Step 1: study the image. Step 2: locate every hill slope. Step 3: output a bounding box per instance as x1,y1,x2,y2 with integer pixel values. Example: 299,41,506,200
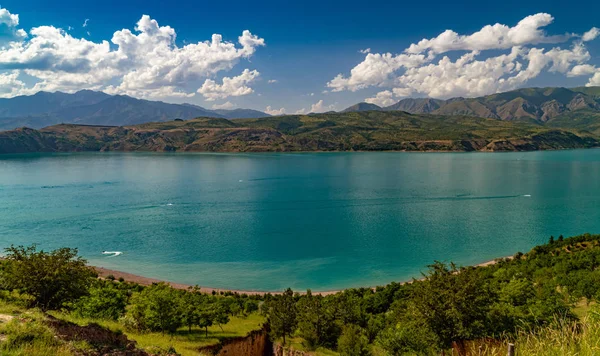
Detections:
1,111,596,153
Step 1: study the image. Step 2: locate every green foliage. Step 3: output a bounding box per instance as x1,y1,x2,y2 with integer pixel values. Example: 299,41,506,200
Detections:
243,299,259,314
0,244,96,310
72,282,128,320
128,282,183,334
337,324,370,356
296,290,339,349
265,288,297,344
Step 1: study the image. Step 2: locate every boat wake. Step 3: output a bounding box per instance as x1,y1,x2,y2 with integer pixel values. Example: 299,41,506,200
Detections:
523,194,532,197
102,251,123,257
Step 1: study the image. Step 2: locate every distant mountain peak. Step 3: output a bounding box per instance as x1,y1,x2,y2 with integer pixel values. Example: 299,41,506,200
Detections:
341,102,382,113
0,90,270,131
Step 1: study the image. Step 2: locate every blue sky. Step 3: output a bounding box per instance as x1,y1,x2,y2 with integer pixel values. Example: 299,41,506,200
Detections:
0,0,599,113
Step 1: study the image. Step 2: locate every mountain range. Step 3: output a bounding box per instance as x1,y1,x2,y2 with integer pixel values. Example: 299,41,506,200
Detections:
343,87,600,125
0,90,270,131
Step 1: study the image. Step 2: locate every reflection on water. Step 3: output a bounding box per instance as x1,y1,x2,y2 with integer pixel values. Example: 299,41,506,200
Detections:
0,150,599,291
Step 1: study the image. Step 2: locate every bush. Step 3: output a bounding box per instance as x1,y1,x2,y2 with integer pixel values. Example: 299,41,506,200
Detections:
0,245,96,310
73,283,128,320
127,283,183,334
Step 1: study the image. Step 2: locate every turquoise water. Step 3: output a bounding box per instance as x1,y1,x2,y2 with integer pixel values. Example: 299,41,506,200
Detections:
1,151,599,291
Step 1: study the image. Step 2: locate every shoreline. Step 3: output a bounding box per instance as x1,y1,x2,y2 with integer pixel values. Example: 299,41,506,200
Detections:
93,256,513,296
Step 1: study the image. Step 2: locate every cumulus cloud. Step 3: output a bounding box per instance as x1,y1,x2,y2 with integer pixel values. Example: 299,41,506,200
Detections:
582,27,599,42
0,70,26,97
588,72,600,86
198,69,259,101
365,90,395,107
265,106,286,115
406,13,569,55
0,7,27,45
309,100,335,113
568,64,596,77
212,101,235,110
359,48,371,54
328,13,599,99
0,9,265,99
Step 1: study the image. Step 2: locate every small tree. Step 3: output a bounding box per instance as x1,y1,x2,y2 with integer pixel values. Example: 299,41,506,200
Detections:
128,283,182,334
181,287,204,332
213,302,230,332
0,245,96,310
266,288,297,344
337,324,370,356
73,282,128,320
197,304,214,337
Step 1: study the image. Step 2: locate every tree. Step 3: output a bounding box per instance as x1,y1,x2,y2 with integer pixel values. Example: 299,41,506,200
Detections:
181,287,204,332
0,245,96,310
73,282,128,320
213,303,230,332
266,288,297,344
128,283,182,334
407,262,492,351
243,299,259,314
549,235,555,244
337,324,370,356
197,304,214,337
296,290,338,349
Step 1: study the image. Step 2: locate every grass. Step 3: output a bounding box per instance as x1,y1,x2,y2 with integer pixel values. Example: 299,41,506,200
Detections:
0,309,72,356
0,297,265,356
52,311,266,356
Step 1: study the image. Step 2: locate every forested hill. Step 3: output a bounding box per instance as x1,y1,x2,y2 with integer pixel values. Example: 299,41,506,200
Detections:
0,111,598,154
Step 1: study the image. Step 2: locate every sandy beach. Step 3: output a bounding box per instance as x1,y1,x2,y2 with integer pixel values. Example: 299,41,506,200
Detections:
93,256,513,296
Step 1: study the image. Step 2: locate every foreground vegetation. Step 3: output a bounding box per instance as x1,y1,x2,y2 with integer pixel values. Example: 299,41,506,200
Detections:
1,233,600,355
262,233,600,355
1,110,598,154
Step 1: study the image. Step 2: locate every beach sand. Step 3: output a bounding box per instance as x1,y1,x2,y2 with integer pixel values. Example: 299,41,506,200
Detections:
93,256,512,296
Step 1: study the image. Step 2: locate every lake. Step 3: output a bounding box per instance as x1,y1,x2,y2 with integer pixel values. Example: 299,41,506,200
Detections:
1,151,599,291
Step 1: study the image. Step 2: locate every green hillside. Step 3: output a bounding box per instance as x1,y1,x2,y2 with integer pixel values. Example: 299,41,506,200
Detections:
1,111,598,154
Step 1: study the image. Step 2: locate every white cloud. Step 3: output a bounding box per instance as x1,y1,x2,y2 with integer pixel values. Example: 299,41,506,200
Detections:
392,87,413,97
212,101,235,110
265,106,286,115
198,69,259,101
309,100,335,113
582,27,599,42
294,108,306,115
0,70,26,97
587,71,600,86
406,13,568,55
365,90,395,107
0,6,27,45
82,19,89,28
568,64,596,77
267,79,277,83
328,52,427,92
0,9,265,99
328,13,599,99
359,48,371,54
